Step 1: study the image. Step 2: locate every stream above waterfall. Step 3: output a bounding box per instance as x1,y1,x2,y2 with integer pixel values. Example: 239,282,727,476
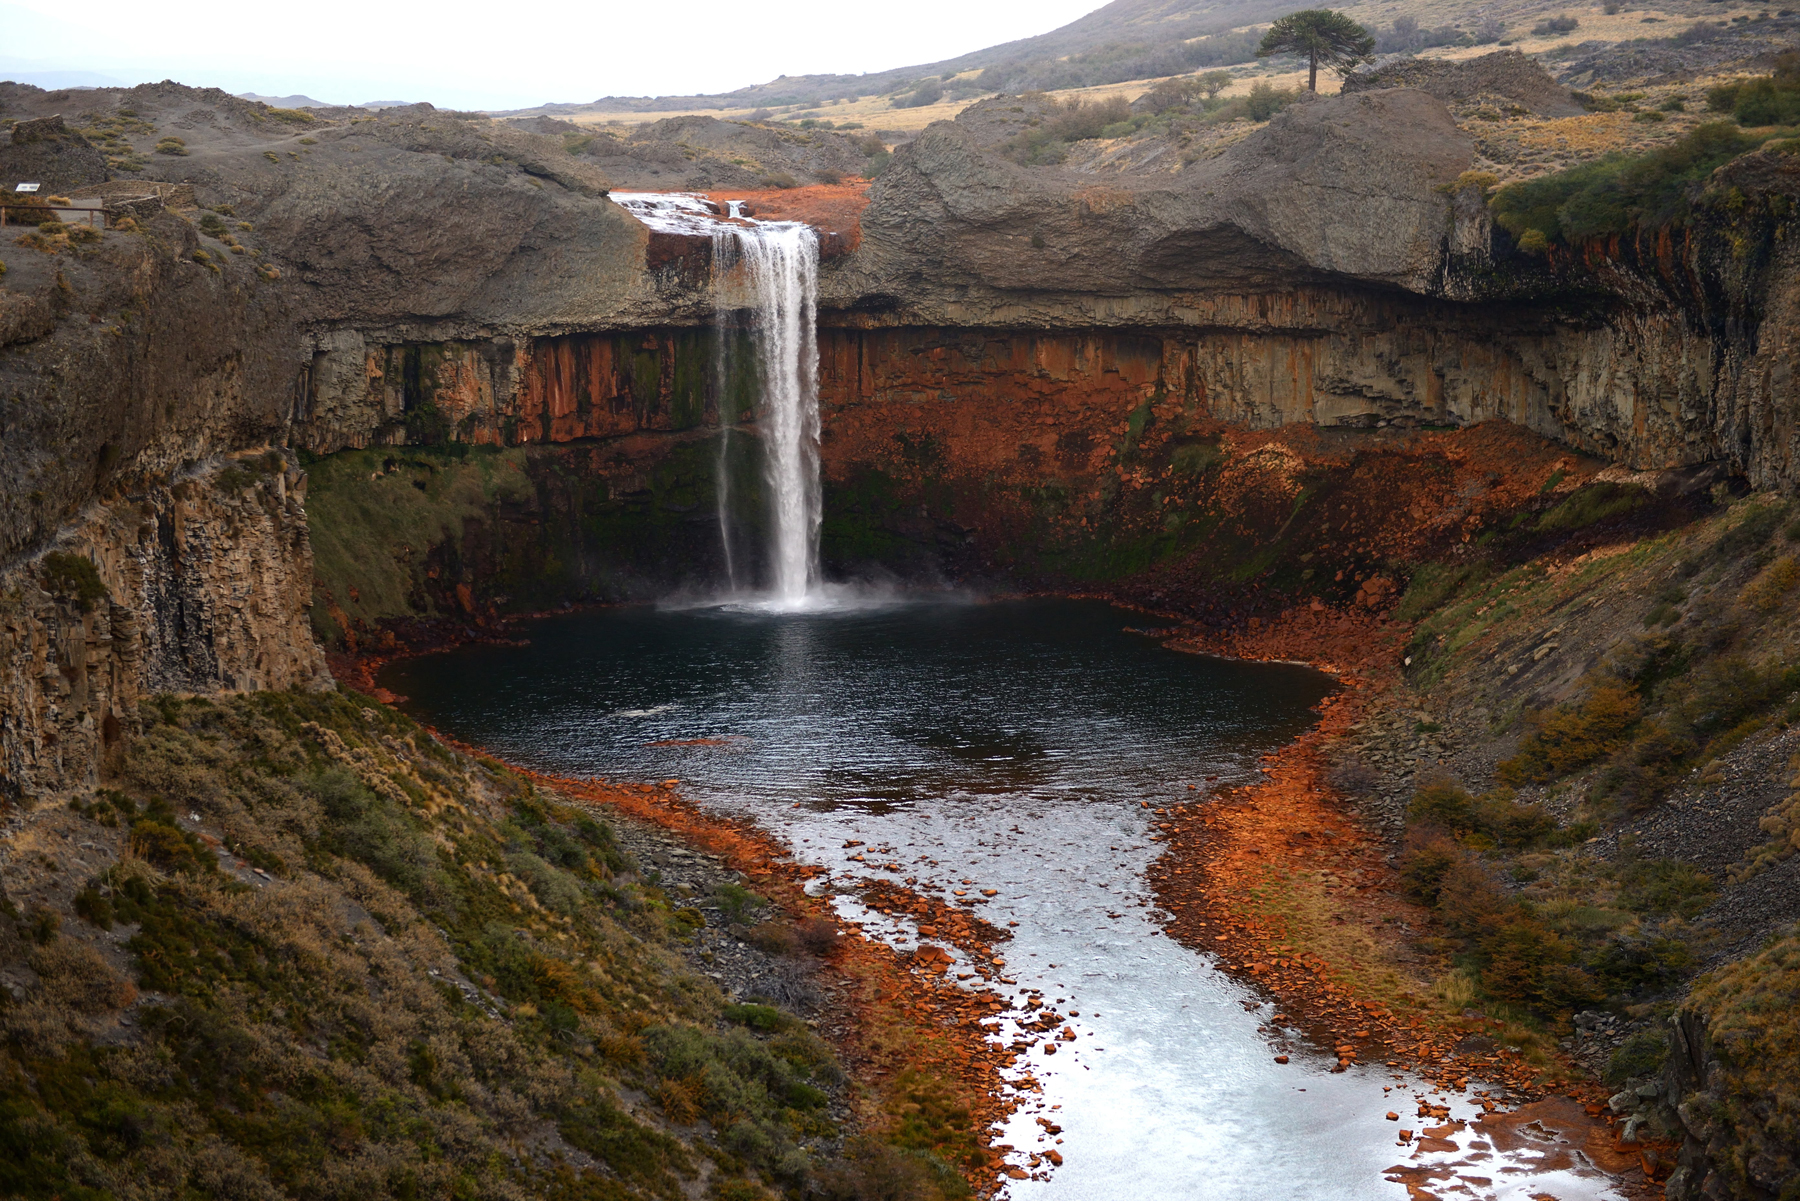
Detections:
383,597,1631,1200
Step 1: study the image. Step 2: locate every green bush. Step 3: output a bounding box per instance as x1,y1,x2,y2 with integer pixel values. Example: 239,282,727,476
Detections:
1705,59,1800,125
298,766,441,894
1619,858,1716,918
1535,482,1649,533
1409,782,1559,847
1590,934,1696,995
716,882,765,924
41,552,108,611
1244,80,1294,122
725,1003,790,1032
893,80,943,109
1000,95,1134,165
1491,123,1768,247
1606,1027,1669,1084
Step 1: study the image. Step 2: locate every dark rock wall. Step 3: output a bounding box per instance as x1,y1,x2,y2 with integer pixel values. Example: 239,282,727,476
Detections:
0,458,328,802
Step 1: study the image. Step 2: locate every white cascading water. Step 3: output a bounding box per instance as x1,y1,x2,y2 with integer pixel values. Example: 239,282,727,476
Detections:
737,223,820,603
614,193,822,606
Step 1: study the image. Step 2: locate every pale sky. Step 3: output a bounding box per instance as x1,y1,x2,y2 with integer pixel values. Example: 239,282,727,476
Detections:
0,0,1106,110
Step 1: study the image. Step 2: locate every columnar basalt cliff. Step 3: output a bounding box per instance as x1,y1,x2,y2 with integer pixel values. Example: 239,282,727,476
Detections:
0,459,326,801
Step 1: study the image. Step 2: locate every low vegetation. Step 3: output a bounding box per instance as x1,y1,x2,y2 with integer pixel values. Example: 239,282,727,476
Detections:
0,692,954,1200
1489,121,1780,250
1707,53,1800,126
1683,928,1800,1191
1395,777,1712,1050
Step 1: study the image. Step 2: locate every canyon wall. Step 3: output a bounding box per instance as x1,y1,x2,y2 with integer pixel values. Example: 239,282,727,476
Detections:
4,80,1799,797
0,458,327,802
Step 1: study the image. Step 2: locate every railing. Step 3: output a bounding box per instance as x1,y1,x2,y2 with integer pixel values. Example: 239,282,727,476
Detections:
0,204,107,227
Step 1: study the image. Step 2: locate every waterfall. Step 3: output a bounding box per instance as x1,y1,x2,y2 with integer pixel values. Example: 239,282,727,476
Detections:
711,227,740,594
736,222,821,603
613,193,823,604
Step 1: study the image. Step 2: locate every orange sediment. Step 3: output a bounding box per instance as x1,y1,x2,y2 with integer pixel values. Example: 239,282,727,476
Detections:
1141,605,1671,1195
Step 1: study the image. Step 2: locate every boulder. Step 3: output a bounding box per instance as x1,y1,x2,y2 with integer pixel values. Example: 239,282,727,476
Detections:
843,87,1476,315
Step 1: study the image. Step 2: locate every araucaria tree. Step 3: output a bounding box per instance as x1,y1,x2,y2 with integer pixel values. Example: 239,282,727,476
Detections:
1256,9,1376,92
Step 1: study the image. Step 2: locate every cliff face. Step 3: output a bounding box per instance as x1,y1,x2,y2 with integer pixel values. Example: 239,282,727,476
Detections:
0,457,327,801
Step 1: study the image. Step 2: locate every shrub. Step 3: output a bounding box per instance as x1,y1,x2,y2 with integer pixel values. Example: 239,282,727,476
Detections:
41,551,108,611
1401,778,1560,849
154,136,188,156
1619,858,1715,917
1590,934,1696,995
724,1002,789,1032
1398,829,1464,905
716,882,765,924
1531,14,1580,35
1491,123,1767,247
1607,1027,1669,1084
1435,858,1509,937
1480,916,1585,1004
1498,679,1641,784
794,916,840,955
1742,554,1800,611
1244,80,1295,122
1000,94,1134,165
893,80,943,109
298,766,441,894
808,1136,967,1201
745,920,798,955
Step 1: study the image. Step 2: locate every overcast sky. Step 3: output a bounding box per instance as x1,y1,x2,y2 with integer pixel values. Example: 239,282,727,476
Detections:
1,0,1105,110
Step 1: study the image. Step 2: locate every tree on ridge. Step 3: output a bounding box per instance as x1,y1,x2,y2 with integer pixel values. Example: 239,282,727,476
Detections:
1256,10,1376,93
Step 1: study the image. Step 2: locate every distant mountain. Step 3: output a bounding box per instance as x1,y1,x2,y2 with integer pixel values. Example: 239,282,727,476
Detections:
234,93,420,110
4,68,153,90
236,92,334,108
494,0,1298,117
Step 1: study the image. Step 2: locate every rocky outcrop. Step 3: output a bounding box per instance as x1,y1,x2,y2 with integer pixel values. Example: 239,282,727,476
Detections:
1341,50,1586,117
1655,937,1800,1201
0,457,328,802
840,88,1478,309
0,205,297,570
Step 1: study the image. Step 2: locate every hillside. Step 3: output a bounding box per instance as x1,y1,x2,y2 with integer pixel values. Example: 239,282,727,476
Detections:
492,0,1799,129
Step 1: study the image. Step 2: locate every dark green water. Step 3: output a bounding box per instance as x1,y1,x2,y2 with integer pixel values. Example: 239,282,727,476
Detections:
381,597,1332,807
